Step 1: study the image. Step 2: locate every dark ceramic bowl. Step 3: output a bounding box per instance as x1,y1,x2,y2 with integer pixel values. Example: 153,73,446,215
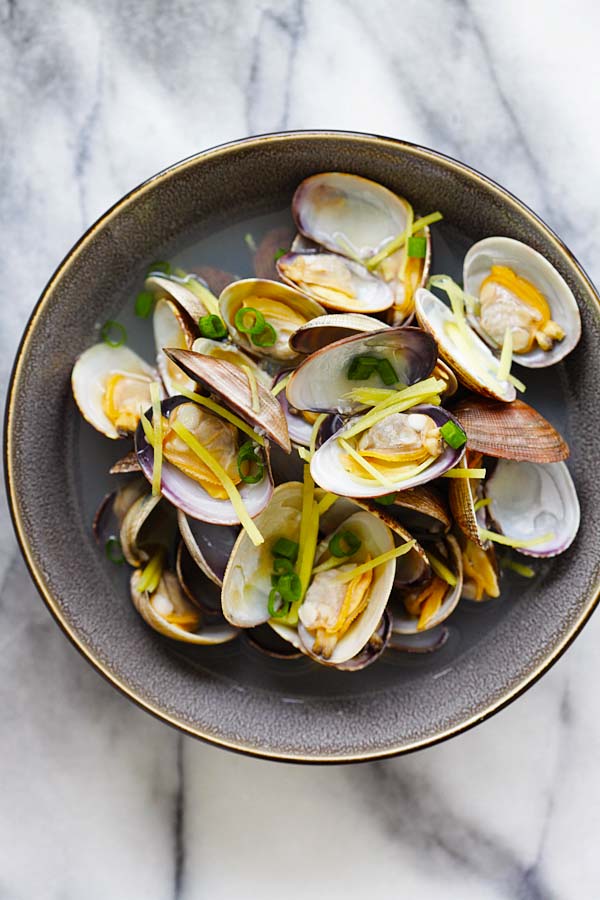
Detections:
5,132,600,762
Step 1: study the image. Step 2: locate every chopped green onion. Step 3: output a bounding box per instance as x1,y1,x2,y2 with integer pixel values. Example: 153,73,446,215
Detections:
377,358,399,386
440,420,468,449
251,323,277,348
271,537,299,562
105,536,125,564
236,441,264,484
101,320,127,348
277,572,302,602
244,233,257,253
268,588,289,618
425,551,457,586
366,211,443,269
502,558,535,577
374,493,397,506
407,236,427,258
234,307,266,335
135,291,154,318
199,314,227,340
329,530,362,558
273,557,294,576
274,248,288,262
347,355,380,380
147,261,171,275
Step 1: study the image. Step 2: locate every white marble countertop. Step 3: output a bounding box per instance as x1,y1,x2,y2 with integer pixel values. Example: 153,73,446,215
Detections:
2,1,600,897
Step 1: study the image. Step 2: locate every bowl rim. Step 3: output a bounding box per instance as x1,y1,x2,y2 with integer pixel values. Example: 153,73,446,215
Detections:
5,129,600,763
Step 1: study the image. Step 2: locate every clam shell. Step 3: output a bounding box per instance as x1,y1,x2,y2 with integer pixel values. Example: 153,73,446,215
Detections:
92,478,147,545
463,237,581,368
130,569,237,645
310,403,466,498
415,287,516,403
145,273,209,321
71,343,159,439
289,312,388,355
391,534,463,634
109,451,142,475
219,278,325,362
448,474,485,548
175,540,230,618
293,172,411,261
452,396,569,463
286,326,438,415
190,337,272,388
135,396,273,524
433,360,458,400
387,484,451,537
177,508,239,587
388,625,449,653
277,251,394,313
163,350,291,452
153,299,197,396
485,460,580,557
119,491,164,566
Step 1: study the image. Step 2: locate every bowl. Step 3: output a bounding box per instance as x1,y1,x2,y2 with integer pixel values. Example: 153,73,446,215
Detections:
5,131,600,763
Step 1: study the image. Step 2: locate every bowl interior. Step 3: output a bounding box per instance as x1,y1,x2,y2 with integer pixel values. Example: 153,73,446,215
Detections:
7,132,600,761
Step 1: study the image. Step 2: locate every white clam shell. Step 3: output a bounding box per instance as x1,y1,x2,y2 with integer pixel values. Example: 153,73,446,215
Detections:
391,534,463,634
277,251,393,313
153,299,197,396
71,343,158,439
190,337,272,387
463,237,581,368
485,459,580,557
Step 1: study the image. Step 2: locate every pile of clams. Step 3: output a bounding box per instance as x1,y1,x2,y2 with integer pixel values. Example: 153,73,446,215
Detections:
72,172,581,671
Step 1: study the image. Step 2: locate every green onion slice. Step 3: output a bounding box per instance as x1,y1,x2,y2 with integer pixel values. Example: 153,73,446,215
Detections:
268,588,289,619
439,420,468,449
347,355,380,380
101,320,127,348
251,322,277,348
147,260,171,275
377,358,398,386
273,557,294,576
105,536,125,564
277,572,302,603
329,530,362,558
199,314,227,340
135,291,154,318
271,537,299,562
234,307,266,335
407,236,427,258
236,441,264,484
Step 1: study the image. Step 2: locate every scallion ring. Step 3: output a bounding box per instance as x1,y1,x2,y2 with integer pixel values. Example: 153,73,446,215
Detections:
377,359,398,385
273,557,294,576
271,537,299,562
237,441,264,484
277,572,302,603
199,314,227,340
347,355,380,380
101,320,127,348
134,291,154,319
234,307,266,335
329,530,362,558
251,322,277,348
105,536,125,564
268,588,290,619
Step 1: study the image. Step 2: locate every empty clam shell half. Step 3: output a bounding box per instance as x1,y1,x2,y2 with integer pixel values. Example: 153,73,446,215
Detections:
289,312,388,355
286,326,437,415
153,299,197,396
391,534,463,634
145,273,211,322
177,508,239,587
485,460,580,557
463,237,581,368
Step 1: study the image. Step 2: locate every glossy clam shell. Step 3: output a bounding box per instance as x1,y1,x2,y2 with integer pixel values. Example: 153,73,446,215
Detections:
388,625,449,653
71,343,158,439
219,278,325,361
277,251,394,313
163,350,291,452
177,508,239,587
387,484,452,537
391,534,463,634
463,236,581,368
286,326,438,415
145,273,209,321
109,451,142,475
130,570,237,645
274,374,314,448
385,225,432,327
448,474,486,549
119,491,163,566
293,172,411,261
92,478,147,545
310,403,466,498
485,460,580,557
289,312,388,355
452,396,569,463
135,396,273,524
175,540,231,618
153,299,197,396
415,287,516,403
190,337,272,388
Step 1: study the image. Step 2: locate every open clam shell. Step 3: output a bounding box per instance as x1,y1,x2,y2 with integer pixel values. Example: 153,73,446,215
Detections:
293,172,412,262
93,477,147,546
286,326,438,415
71,344,159,439
415,287,516,403
109,451,142,475
277,251,394,313
452,396,569,463
163,350,291,451
153,299,198,396
463,237,581,368
119,491,164,566
130,569,237,645
391,534,463,634
175,540,230,619
310,403,465,498
145,273,210,322
177,508,239,587
219,278,325,363
190,337,272,388
485,460,580,557
289,312,387,355
385,485,452,538
135,396,273,524
272,371,314,448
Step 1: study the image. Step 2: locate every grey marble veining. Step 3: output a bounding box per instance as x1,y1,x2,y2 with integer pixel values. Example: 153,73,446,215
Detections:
2,1,600,897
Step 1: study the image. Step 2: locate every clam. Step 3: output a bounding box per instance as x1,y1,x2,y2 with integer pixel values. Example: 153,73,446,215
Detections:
463,237,581,367
415,287,516,402
451,396,569,463
319,612,392,671
119,490,165,566
447,450,488,548
286,327,437,415
191,337,271,388
273,370,315,448
384,484,452,538
92,478,147,546
175,540,232,619
388,625,450,654
277,251,393,313
109,451,142,474
219,278,325,363
72,344,159,439
221,483,399,665
153,299,198,395
289,312,386,355
177,509,239,587
485,460,580,557
130,568,237,645
391,535,463,633
145,272,212,322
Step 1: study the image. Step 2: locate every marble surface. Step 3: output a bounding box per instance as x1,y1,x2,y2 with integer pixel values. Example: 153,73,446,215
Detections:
2,1,600,897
